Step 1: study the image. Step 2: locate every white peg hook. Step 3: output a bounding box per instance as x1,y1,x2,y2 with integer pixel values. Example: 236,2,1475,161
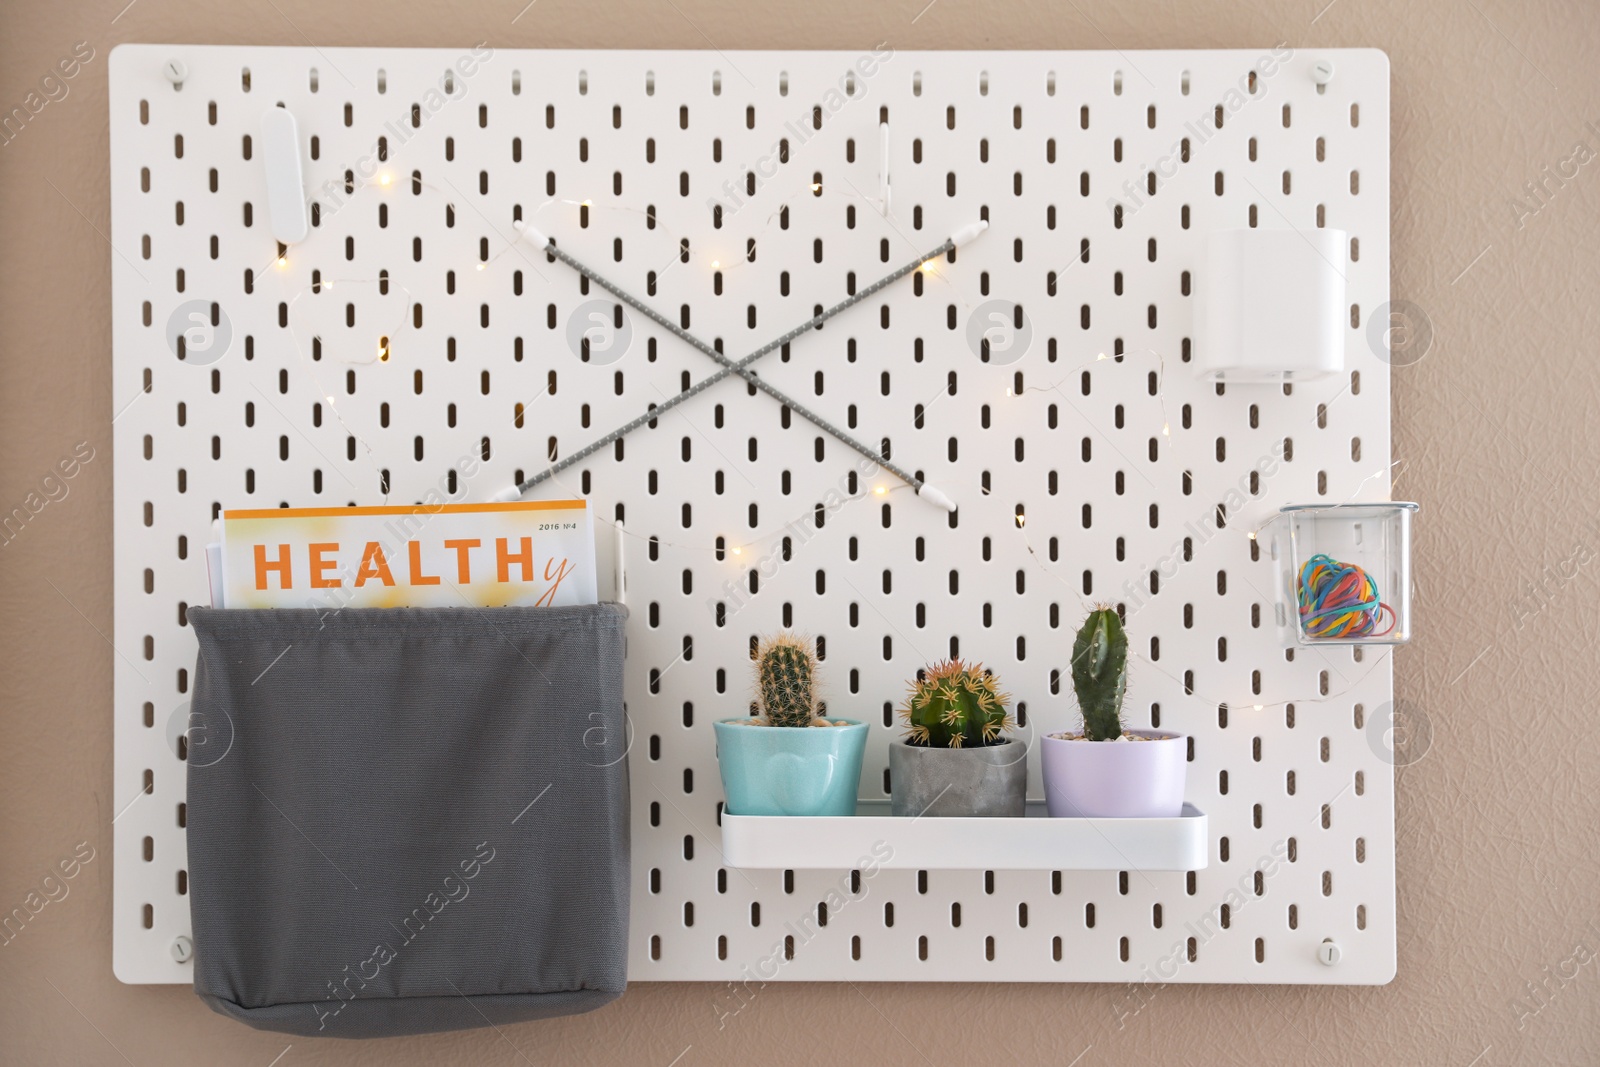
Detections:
260,105,309,245
877,121,891,216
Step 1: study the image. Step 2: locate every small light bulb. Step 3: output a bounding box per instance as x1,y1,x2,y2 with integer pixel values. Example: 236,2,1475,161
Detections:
711,260,720,269
731,546,742,555
325,395,336,404
1015,515,1026,528
874,486,887,496
921,260,935,272
379,173,392,186
581,199,593,206
1162,422,1171,436
1005,387,1013,397
811,183,822,192
476,263,486,271
1253,704,1264,711
276,256,287,268
1096,352,1107,361
1247,531,1257,540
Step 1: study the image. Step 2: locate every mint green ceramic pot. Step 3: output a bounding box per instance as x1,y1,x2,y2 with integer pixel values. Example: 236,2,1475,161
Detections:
713,719,868,816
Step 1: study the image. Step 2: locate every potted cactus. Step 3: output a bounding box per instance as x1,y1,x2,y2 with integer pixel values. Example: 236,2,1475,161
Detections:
889,660,1025,817
712,633,868,816
1039,607,1188,818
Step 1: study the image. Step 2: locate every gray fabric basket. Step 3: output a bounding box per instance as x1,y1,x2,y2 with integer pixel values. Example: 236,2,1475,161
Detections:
185,604,630,1038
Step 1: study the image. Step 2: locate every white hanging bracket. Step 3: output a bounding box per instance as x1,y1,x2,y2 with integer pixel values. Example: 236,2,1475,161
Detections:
877,120,891,216
260,105,309,245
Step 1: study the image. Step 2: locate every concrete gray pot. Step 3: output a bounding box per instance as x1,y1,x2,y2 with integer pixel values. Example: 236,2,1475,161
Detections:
888,738,1027,817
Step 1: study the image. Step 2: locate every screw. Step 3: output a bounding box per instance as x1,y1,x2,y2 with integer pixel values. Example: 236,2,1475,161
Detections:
1317,938,1341,966
1311,60,1335,86
171,935,194,963
162,58,189,87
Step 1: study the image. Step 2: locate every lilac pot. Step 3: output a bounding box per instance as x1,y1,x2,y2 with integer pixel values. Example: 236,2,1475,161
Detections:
1039,730,1188,818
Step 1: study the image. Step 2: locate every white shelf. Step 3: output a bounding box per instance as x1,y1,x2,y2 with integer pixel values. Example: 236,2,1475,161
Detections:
720,802,1209,871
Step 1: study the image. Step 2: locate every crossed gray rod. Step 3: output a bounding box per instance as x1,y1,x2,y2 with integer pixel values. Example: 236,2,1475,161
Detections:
497,218,989,512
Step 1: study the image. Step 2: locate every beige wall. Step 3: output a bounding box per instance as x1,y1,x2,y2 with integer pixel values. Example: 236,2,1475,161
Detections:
2,0,1597,1063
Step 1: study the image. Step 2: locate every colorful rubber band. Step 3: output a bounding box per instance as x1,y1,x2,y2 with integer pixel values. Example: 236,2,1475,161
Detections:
1296,554,1396,639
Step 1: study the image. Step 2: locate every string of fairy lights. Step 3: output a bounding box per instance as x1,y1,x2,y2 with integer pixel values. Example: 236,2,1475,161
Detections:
266,163,995,511
254,161,1395,717
265,167,985,509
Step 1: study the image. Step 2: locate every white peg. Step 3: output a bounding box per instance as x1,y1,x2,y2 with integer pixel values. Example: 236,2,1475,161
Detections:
877,120,891,216
614,519,627,605
950,219,989,248
512,219,549,249
917,482,957,513
260,106,309,244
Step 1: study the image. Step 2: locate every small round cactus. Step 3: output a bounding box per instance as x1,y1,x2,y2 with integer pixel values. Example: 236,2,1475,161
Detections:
755,632,819,727
1072,607,1129,741
900,660,1013,748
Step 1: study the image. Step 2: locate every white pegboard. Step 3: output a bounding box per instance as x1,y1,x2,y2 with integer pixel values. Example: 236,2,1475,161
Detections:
109,44,1395,985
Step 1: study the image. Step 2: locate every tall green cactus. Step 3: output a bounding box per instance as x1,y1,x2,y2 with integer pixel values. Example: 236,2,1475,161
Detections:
900,660,1014,748
1072,607,1129,741
755,633,819,727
